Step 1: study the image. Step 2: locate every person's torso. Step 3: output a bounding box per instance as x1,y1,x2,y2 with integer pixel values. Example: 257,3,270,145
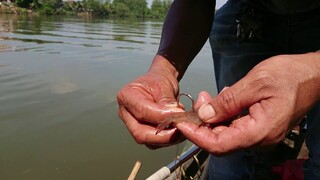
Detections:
246,0,320,14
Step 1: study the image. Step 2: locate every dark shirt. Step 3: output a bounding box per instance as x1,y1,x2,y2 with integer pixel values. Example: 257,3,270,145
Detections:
247,0,320,14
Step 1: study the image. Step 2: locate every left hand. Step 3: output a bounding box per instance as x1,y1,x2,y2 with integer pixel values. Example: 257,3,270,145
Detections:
117,55,185,149
176,53,320,155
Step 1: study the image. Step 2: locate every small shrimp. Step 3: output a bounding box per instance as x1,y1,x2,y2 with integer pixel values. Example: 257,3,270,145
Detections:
155,111,203,134
155,93,206,135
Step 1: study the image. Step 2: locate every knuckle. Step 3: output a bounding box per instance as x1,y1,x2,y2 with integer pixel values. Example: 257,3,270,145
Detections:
216,90,237,116
116,92,122,104
255,71,275,84
132,131,145,144
132,103,145,120
134,137,144,145
118,108,124,120
116,88,127,105
249,70,276,93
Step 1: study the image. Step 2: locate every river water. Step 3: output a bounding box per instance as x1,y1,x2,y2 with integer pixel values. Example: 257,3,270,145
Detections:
0,14,217,179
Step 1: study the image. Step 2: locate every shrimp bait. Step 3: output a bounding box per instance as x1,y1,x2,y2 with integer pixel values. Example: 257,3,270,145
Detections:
155,93,204,134
155,111,202,134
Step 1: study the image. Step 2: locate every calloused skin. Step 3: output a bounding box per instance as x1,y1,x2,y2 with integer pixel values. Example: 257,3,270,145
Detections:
117,52,320,153
176,52,320,155
117,55,185,149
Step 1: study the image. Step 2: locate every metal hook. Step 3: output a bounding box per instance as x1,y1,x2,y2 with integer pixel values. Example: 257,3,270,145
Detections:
177,93,194,111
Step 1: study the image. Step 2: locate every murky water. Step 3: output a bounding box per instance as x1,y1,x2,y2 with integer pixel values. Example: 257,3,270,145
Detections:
0,14,217,179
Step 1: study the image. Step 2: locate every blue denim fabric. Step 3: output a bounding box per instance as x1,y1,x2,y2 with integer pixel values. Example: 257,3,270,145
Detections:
208,0,320,179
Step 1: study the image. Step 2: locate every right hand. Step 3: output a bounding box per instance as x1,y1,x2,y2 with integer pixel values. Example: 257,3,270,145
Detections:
117,55,184,149
176,53,320,155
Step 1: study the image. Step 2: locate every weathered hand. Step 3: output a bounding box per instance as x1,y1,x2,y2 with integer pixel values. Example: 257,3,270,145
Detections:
117,55,184,148
176,53,320,155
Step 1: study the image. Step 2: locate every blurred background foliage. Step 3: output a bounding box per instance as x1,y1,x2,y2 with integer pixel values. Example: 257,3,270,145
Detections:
11,0,173,18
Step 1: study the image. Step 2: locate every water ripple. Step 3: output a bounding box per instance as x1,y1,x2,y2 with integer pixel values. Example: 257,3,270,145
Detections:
0,16,163,58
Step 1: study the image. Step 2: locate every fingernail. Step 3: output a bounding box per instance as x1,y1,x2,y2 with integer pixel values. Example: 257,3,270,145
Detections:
198,104,215,120
220,86,229,94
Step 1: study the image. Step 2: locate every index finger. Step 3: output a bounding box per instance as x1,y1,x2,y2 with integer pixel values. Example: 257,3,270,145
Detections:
117,87,183,124
119,105,183,146
175,115,264,155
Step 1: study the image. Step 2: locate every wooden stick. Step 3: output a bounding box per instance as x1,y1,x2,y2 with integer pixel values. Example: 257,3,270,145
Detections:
128,161,142,180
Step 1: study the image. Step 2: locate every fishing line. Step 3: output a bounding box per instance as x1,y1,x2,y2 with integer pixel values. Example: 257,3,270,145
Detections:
175,93,195,179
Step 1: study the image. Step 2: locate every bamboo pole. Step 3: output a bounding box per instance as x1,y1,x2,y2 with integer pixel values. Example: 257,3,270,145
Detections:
128,161,142,180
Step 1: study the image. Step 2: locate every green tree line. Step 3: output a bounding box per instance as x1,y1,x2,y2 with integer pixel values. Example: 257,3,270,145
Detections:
14,0,172,18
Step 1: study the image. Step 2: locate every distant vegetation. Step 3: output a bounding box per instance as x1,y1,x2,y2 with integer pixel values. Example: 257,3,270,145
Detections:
7,0,173,18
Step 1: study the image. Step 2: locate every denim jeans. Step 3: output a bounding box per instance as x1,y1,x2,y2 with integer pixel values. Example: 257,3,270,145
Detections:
208,0,320,179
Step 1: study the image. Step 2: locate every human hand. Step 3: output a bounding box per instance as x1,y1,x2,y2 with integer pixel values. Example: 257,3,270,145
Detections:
117,55,185,149
176,53,320,155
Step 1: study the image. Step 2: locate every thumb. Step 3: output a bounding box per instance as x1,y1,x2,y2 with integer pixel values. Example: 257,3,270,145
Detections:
194,91,212,111
198,76,267,123
194,87,230,110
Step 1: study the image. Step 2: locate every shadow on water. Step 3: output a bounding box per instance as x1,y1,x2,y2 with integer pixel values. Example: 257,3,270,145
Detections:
0,14,216,179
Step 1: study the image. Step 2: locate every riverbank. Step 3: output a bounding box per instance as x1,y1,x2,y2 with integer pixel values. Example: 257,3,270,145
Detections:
0,2,120,18
0,2,35,15
0,0,171,18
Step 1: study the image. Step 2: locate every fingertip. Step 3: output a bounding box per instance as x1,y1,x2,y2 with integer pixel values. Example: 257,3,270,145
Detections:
198,103,216,122
194,91,212,110
198,91,212,102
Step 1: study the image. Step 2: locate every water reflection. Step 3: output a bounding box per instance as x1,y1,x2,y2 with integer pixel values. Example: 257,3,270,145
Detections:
0,14,216,179
0,15,161,54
